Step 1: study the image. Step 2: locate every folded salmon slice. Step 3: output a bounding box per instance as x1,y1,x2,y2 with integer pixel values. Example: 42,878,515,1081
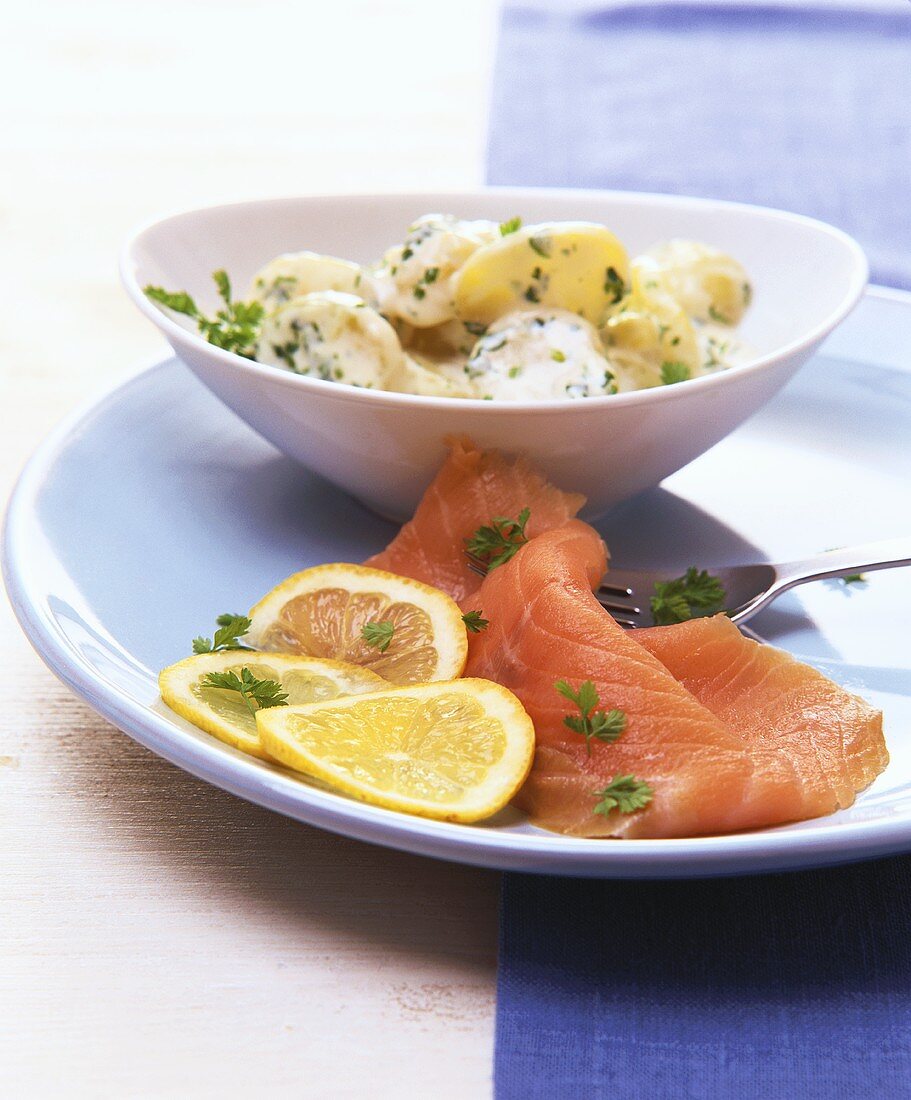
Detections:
366,437,586,604
463,521,887,838
636,616,888,821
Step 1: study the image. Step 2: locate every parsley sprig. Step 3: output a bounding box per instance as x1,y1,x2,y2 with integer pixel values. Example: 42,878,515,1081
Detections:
499,216,522,236
192,613,254,655
200,668,289,716
145,271,264,359
465,508,530,570
650,568,726,625
461,610,489,634
362,621,395,652
593,775,654,816
555,680,627,756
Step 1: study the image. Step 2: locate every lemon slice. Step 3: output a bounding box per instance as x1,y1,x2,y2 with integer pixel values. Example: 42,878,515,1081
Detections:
159,651,386,759
256,679,535,823
247,564,468,685
453,221,630,326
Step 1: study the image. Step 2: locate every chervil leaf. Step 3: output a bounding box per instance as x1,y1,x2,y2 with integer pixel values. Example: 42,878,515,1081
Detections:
555,680,628,755
201,667,289,716
465,508,530,570
499,216,522,236
593,775,653,816
191,613,253,654
145,271,264,359
362,621,395,652
661,360,691,385
650,567,726,626
462,610,489,634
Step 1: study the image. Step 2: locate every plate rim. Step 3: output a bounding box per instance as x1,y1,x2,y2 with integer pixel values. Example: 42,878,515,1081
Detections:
4,285,911,878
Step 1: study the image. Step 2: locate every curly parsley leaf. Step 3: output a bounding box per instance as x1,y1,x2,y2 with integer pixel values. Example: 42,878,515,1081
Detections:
192,613,254,655
144,270,264,359
461,610,489,634
144,286,200,318
465,508,530,571
661,361,691,385
362,621,395,652
200,667,289,716
555,679,627,755
499,216,522,236
593,775,654,817
650,568,726,626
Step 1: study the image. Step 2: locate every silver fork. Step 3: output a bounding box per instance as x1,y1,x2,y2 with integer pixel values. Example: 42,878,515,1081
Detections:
464,538,911,628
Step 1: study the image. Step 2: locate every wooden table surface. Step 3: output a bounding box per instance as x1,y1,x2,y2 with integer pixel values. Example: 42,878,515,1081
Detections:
1,4,501,1094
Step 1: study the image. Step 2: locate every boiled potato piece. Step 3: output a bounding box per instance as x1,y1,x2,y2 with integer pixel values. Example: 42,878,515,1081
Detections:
462,309,616,401
452,222,630,327
635,240,752,325
255,291,404,388
386,354,477,398
373,214,498,328
250,251,375,309
601,270,701,391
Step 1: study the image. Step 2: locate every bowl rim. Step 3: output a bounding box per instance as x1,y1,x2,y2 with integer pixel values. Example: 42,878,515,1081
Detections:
120,186,869,413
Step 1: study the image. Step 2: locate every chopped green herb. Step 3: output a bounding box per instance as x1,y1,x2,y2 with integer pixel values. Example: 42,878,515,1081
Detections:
499,216,522,236
508,365,522,379
465,508,531,570
603,266,625,303
529,235,552,259
461,610,490,634
200,667,289,716
708,305,732,324
551,349,566,363
144,271,264,359
661,361,691,385
841,573,867,586
413,286,426,300
524,286,541,303
272,341,300,368
651,568,726,625
423,266,439,284
362,621,395,652
192,614,254,655
555,679,627,756
593,775,654,817
401,247,414,261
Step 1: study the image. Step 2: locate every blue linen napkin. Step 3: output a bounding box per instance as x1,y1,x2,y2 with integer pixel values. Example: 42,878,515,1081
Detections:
488,1,911,288
489,3,911,1096
497,865,911,1097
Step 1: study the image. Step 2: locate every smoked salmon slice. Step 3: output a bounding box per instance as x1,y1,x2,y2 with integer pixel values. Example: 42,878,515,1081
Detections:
635,616,888,822
462,521,887,837
365,437,586,604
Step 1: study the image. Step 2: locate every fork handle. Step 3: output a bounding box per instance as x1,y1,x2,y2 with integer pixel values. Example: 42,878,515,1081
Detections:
774,537,911,590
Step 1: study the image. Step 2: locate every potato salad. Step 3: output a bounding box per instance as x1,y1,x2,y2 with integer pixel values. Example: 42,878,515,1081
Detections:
145,214,753,401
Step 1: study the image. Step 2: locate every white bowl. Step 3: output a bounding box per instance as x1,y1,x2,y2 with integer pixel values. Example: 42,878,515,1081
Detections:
121,189,867,519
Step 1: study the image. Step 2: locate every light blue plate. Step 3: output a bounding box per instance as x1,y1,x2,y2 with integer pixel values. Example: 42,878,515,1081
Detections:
4,288,911,877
